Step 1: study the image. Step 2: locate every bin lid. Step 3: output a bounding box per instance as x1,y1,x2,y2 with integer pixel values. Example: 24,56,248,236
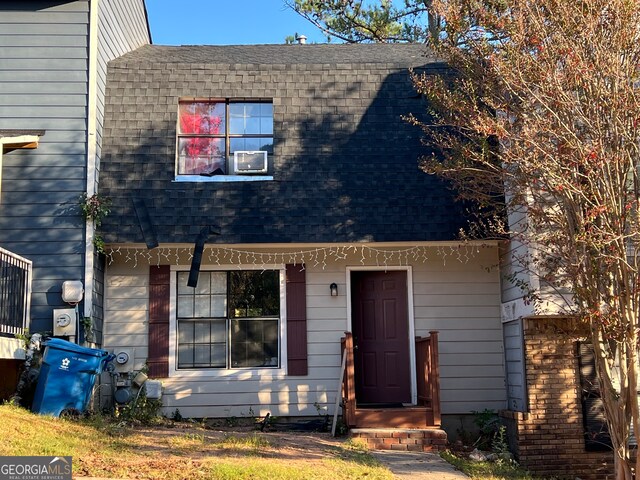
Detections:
44,338,109,357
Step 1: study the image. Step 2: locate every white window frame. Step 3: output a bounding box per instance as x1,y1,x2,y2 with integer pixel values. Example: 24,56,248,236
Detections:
168,264,288,378
175,99,274,183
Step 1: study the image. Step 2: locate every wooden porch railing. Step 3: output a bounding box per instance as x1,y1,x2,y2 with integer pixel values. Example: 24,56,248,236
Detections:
416,331,442,427
340,332,356,427
340,330,441,428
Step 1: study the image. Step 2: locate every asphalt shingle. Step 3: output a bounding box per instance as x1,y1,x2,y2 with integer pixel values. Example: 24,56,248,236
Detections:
100,44,467,245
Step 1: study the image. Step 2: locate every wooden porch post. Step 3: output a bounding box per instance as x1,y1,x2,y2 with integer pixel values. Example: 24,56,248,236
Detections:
429,331,442,427
342,332,357,427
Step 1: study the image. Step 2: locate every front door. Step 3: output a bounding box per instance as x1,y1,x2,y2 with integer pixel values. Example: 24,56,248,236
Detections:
351,270,411,405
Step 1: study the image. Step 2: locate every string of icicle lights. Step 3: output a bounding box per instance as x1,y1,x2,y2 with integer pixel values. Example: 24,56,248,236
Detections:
105,244,488,269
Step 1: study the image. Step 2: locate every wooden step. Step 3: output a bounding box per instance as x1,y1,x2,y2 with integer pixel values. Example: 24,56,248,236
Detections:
351,427,447,452
352,406,435,428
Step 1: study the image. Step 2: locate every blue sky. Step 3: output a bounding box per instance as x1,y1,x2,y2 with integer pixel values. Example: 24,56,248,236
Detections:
146,1,328,45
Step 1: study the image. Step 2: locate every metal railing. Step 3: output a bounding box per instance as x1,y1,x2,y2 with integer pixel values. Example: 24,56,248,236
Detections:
0,247,32,337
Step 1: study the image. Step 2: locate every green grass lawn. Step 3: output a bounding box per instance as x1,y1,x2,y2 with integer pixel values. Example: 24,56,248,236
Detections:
0,404,393,480
441,450,547,480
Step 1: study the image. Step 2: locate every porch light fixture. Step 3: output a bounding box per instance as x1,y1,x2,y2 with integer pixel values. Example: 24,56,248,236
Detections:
330,283,338,297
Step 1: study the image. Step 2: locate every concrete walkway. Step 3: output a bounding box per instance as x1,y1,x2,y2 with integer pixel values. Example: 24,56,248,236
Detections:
373,451,470,480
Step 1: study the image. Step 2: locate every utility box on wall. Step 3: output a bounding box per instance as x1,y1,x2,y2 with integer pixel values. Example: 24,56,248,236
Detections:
52,308,76,337
113,348,134,372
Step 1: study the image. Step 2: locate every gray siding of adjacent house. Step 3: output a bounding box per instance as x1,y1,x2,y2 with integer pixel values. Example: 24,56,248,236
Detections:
499,207,530,413
91,0,149,342
0,0,149,336
0,0,90,333
503,319,527,411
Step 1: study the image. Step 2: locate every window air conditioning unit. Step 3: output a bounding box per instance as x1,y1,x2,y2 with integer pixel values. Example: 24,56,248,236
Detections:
234,151,268,174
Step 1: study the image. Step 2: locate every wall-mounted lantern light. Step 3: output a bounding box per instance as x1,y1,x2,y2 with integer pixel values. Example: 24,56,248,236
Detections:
330,283,338,297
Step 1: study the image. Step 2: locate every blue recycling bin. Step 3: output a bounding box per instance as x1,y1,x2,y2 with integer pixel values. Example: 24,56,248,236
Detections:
32,338,111,416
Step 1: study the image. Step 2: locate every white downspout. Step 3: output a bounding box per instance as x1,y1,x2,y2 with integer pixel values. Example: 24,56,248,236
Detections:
84,0,100,321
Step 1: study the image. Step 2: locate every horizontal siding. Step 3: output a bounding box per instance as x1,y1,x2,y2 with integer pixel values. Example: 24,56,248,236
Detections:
92,0,149,343
0,13,89,24
0,229,83,243
499,239,532,303
0,58,88,70
103,245,505,418
1,46,87,59
0,0,89,334
0,34,89,47
0,105,87,117
0,94,87,106
3,179,86,192
103,269,149,371
4,165,86,179
503,319,527,411
0,24,87,35
0,70,87,82
0,82,87,94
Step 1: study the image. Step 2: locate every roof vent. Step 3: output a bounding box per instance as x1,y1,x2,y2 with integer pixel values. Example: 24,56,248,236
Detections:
296,34,307,45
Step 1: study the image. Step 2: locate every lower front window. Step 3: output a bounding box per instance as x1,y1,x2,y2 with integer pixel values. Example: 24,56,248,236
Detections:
176,270,280,369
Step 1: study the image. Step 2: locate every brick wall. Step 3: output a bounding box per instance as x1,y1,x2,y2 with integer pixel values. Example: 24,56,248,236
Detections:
500,318,613,480
350,428,447,452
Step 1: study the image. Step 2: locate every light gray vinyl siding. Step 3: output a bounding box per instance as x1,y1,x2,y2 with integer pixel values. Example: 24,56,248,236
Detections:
0,0,90,333
411,248,506,414
499,238,532,304
503,319,527,411
103,245,505,418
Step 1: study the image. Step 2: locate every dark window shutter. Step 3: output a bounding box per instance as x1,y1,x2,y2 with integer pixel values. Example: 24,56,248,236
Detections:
578,342,612,450
148,265,170,378
286,264,307,376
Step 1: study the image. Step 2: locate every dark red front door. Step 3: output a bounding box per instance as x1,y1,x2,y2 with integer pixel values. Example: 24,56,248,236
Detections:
351,270,411,404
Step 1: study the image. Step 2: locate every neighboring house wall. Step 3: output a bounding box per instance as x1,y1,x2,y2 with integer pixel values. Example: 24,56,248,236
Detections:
500,318,613,480
500,239,530,413
0,0,91,333
90,0,149,342
502,318,526,411
0,0,149,338
102,246,505,418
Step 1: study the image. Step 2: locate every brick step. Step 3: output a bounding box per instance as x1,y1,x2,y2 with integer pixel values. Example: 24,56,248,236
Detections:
350,427,447,452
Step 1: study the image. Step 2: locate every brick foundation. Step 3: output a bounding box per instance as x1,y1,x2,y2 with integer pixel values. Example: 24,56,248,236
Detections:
350,428,447,452
500,318,613,480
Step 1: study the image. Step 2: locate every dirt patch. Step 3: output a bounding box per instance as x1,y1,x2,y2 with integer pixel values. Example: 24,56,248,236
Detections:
74,422,364,479
127,422,349,462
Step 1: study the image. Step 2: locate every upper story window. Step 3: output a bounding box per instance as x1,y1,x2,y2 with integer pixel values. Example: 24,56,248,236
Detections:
177,100,273,179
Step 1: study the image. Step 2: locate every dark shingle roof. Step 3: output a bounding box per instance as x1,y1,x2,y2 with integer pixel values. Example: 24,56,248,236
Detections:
100,44,466,245
111,43,437,66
